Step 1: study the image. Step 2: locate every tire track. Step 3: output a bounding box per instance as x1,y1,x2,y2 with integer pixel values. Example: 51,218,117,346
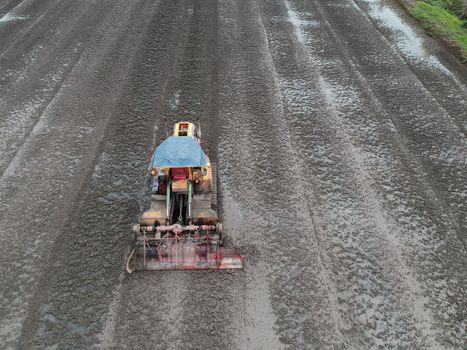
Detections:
304,0,467,249
0,0,161,347
0,0,62,55
82,1,201,349
170,2,250,348
109,1,248,349
263,0,466,347
215,0,348,347
0,0,127,177
348,0,467,137
351,0,467,133
20,0,184,345
0,0,31,19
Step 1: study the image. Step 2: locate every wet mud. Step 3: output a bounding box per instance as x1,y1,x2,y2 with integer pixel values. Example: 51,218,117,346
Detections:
0,0,465,349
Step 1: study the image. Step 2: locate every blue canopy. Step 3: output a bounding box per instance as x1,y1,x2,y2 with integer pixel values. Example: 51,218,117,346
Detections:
150,136,208,168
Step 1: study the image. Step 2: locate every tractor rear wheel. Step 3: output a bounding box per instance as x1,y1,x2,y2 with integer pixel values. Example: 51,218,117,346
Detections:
211,163,218,211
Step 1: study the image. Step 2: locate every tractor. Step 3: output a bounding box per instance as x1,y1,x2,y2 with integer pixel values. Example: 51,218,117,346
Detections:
126,122,243,272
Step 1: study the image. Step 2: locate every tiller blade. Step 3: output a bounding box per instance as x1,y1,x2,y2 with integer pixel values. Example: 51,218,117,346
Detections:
126,224,243,273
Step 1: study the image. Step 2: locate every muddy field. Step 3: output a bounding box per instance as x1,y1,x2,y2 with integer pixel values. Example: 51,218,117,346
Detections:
0,0,466,349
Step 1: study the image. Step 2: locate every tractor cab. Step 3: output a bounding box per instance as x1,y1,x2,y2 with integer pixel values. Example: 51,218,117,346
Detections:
172,121,201,143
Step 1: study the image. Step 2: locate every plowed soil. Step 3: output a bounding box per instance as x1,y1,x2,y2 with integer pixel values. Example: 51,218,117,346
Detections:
0,0,466,349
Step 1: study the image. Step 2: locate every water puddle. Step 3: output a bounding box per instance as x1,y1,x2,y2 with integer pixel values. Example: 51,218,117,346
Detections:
358,0,462,80
0,13,26,25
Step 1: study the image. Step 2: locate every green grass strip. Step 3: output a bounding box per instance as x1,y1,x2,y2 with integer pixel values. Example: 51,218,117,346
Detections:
409,1,467,59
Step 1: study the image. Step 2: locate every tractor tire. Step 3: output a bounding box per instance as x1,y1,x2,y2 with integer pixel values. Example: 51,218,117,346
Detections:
211,162,218,211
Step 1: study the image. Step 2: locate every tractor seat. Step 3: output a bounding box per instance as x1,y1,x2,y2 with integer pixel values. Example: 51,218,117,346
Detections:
172,168,189,181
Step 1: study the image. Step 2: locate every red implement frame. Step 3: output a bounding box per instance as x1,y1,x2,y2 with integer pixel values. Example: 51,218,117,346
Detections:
126,224,243,273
